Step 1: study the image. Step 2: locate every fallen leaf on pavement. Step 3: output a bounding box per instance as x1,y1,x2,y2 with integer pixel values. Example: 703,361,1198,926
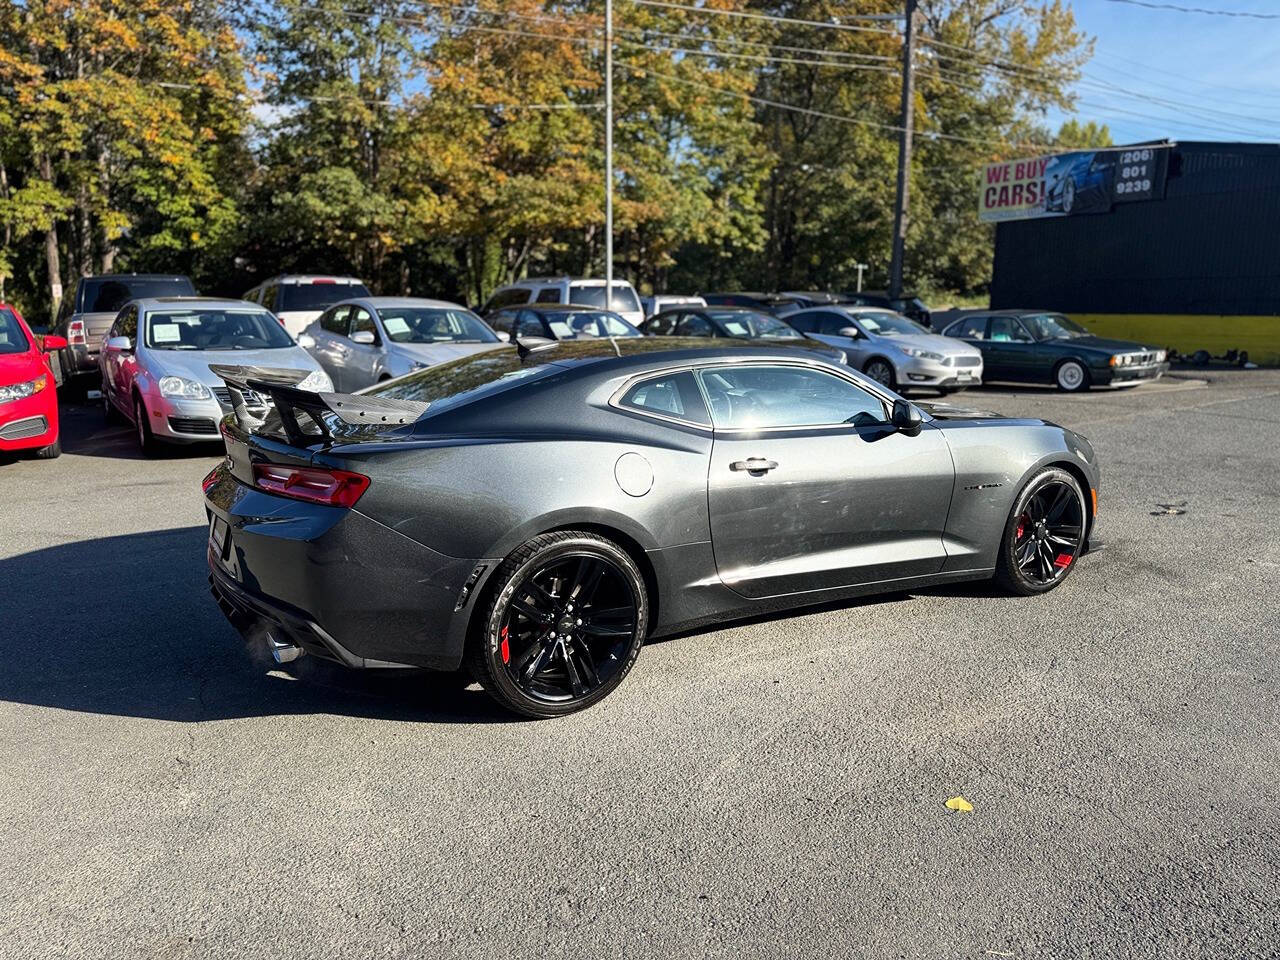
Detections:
945,795,974,812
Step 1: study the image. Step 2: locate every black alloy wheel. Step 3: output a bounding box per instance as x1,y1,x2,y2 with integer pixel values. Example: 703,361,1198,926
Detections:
470,531,648,718
995,467,1086,595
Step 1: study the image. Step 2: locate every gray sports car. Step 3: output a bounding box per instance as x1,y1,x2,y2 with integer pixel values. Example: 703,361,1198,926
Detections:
204,338,1101,718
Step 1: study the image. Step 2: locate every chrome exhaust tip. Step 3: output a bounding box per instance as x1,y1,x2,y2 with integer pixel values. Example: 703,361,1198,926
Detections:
265,628,303,664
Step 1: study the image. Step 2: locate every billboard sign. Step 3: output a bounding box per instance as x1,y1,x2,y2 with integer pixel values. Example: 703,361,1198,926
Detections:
980,145,1170,223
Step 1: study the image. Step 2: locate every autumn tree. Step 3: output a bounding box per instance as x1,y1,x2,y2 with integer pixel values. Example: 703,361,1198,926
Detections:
0,0,250,321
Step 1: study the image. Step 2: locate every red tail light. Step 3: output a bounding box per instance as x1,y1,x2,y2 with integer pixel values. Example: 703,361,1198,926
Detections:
68,320,86,345
252,463,370,507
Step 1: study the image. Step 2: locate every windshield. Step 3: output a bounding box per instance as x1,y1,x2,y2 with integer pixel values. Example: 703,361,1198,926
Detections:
0,308,30,354
83,277,194,313
854,311,927,336
568,284,642,314
378,307,498,344
145,308,296,351
710,310,803,340
278,282,370,312
544,310,640,339
1022,313,1088,339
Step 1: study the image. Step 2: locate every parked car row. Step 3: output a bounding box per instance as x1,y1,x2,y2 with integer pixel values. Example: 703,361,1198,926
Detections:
2,270,1171,463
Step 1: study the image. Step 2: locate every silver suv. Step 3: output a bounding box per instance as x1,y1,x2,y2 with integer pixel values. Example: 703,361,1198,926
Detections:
479,277,644,328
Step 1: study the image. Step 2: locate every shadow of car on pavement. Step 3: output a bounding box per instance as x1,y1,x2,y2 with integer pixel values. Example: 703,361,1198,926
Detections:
0,526,516,724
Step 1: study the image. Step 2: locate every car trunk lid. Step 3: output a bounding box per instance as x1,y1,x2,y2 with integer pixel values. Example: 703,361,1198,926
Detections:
208,363,428,485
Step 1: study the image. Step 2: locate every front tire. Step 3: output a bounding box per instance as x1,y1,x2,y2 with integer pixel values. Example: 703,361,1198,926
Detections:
1055,359,1089,392
994,467,1087,595
864,358,897,391
34,437,61,459
468,530,649,718
134,394,159,457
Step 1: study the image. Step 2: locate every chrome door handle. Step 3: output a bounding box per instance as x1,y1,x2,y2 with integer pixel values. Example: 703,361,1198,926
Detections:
730,458,778,473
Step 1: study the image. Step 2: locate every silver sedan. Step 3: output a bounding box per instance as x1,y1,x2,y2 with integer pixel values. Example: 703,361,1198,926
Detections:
786,306,984,393
298,297,504,391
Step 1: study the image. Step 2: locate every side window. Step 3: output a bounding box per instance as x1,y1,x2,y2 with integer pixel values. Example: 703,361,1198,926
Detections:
349,307,378,342
820,313,857,336
947,317,988,340
617,371,710,426
676,314,714,337
514,311,546,339
647,313,678,336
322,306,349,334
244,287,260,305
788,312,818,334
117,306,138,341
989,317,1032,343
535,287,560,303
697,364,887,430
488,310,515,335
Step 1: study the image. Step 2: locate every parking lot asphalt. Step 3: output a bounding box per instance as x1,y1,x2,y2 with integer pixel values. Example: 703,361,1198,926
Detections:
2,371,1278,959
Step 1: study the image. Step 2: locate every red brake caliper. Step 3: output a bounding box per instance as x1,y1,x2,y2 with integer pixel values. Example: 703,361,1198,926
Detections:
1054,553,1073,569
499,625,510,664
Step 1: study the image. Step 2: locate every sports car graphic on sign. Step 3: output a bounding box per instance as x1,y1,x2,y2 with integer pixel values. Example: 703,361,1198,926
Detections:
1045,151,1115,215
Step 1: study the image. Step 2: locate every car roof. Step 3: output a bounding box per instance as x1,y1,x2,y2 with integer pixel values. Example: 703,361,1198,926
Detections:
496,303,603,313
351,296,467,310
134,297,258,310
942,309,1052,319
83,274,189,281
258,275,366,285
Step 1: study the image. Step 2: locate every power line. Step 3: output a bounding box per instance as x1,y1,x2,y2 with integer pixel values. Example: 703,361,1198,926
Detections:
620,60,1050,151
630,0,903,36
617,37,900,75
1102,0,1280,18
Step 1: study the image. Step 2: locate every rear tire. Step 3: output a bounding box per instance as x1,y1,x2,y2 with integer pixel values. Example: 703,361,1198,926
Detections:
103,384,121,423
994,467,1087,596
467,530,649,719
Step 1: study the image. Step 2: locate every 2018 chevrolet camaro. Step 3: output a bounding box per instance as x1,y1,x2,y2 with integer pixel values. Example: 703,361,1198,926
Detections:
203,338,1100,718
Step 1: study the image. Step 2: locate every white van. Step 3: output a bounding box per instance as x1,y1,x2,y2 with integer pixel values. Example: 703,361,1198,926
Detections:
243,275,371,337
479,277,644,328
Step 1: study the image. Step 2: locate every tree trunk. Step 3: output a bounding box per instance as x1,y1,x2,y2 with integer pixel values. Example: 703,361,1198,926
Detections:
39,154,63,318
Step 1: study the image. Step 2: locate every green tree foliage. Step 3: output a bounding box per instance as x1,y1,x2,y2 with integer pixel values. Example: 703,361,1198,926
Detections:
0,0,1097,317
0,0,250,320
1055,118,1112,148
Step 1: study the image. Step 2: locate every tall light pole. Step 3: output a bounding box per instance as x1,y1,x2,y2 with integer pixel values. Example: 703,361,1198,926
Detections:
604,0,614,301
888,0,918,300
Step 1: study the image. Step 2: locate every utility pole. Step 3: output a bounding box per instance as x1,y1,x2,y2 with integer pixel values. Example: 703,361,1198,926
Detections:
604,0,614,303
888,0,918,300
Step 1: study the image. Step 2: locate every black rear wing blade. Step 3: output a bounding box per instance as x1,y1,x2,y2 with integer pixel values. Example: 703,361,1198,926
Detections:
208,364,428,447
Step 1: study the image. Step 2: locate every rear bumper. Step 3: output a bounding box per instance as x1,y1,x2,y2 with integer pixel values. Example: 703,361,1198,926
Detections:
204,461,491,670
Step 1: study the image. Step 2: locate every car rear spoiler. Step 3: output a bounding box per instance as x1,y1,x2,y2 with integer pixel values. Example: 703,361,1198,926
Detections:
208,364,428,446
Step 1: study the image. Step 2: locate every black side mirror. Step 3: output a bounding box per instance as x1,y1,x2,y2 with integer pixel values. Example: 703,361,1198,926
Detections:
891,399,922,436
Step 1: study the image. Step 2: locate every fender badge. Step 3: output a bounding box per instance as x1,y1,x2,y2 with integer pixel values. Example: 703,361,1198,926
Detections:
964,483,1004,491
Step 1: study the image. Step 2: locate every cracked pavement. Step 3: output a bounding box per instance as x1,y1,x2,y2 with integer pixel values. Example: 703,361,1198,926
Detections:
1,370,1277,959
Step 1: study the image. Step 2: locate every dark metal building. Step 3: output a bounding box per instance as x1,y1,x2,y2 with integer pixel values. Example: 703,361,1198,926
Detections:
991,141,1280,315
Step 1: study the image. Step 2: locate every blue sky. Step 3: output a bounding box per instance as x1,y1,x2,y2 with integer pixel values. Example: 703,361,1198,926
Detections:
1051,1,1280,144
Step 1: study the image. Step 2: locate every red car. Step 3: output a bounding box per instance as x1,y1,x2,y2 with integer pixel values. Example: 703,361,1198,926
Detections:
0,303,65,459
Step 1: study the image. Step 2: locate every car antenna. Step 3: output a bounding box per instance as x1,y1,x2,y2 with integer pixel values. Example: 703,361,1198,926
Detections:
515,336,558,360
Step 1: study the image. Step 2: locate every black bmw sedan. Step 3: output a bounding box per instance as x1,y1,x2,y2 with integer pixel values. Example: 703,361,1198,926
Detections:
939,310,1169,392
205,338,1100,718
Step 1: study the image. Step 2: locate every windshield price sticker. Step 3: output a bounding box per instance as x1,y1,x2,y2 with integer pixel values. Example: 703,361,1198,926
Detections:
383,316,410,336
151,324,182,343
